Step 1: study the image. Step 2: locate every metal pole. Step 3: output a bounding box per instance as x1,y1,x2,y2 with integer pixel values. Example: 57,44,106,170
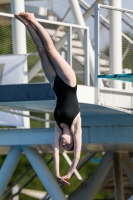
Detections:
62,152,83,182
45,113,50,128
122,153,133,187
11,0,30,128
11,0,26,55
83,152,113,200
113,153,124,200
68,0,94,85
12,185,19,200
83,0,104,20
84,28,90,86
94,4,100,105
0,147,22,198
22,146,67,200
67,26,72,67
109,0,122,89
68,0,84,44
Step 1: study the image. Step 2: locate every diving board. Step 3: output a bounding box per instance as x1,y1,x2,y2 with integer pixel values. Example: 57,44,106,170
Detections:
98,73,133,82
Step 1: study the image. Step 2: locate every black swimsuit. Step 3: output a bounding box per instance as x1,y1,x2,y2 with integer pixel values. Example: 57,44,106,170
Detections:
53,74,80,130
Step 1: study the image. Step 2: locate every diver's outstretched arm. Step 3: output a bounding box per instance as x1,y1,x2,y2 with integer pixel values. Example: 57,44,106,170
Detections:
53,124,70,185
61,117,82,181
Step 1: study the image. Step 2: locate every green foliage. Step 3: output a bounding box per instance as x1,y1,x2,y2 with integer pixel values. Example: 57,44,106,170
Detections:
0,25,12,54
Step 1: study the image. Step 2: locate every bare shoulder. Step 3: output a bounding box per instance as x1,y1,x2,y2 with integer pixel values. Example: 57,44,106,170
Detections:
55,123,62,135
53,123,62,149
71,112,82,134
75,112,81,126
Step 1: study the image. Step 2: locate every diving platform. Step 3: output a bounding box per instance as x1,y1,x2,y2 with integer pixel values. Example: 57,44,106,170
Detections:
1,83,133,200
0,83,133,152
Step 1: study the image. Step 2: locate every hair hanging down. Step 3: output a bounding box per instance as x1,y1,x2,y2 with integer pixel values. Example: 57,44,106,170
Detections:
67,143,74,151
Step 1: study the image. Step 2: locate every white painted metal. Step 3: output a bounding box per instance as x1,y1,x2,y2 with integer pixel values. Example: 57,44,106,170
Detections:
109,0,122,89
113,153,124,200
0,12,88,28
83,152,113,200
79,0,90,8
67,27,72,66
83,0,104,20
94,4,100,104
0,147,22,198
45,113,50,128
11,0,26,57
68,0,94,85
52,7,71,39
12,185,19,200
123,69,132,91
84,28,90,86
99,4,133,14
0,109,54,124
11,0,30,128
68,0,85,26
62,152,83,182
22,146,67,200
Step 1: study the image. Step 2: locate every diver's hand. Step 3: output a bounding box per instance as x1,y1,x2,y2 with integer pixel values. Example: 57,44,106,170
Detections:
56,176,70,185
61,174,71,183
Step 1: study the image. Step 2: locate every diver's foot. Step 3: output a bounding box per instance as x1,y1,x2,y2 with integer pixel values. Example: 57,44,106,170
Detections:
14,14,29,26
18,12,36,23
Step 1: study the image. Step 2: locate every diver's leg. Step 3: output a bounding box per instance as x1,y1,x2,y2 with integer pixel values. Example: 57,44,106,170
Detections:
14,14,56,84
18,12,76,87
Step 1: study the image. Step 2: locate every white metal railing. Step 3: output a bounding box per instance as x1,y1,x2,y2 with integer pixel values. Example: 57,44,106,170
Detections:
94,4,133,112
0,12,90,86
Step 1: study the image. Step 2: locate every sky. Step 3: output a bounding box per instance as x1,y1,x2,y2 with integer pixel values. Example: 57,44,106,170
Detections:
122,0,133,10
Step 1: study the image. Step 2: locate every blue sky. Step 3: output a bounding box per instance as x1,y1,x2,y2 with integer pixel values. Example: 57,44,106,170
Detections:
122,0,133,10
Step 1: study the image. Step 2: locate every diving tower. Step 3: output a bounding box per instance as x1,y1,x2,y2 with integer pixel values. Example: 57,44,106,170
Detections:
1,83,133,200
1,0,133,200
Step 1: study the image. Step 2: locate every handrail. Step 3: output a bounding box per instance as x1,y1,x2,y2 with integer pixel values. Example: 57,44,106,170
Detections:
99,4,133,14
0,12,88,29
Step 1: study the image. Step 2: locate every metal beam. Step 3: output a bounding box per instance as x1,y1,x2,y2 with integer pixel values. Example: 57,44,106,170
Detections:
109,0,122,89
0,147,22,198
67,26,72,66
122,153,133,187
113,153,124,200
69,152,113,200
22,146,67,200
83,0,104,20
0,128,54,146
62,152,83,182
83,152,113,200
1,127,133,152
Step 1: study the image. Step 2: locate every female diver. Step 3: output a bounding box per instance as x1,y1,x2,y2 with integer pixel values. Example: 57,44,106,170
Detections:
14,12,82,185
